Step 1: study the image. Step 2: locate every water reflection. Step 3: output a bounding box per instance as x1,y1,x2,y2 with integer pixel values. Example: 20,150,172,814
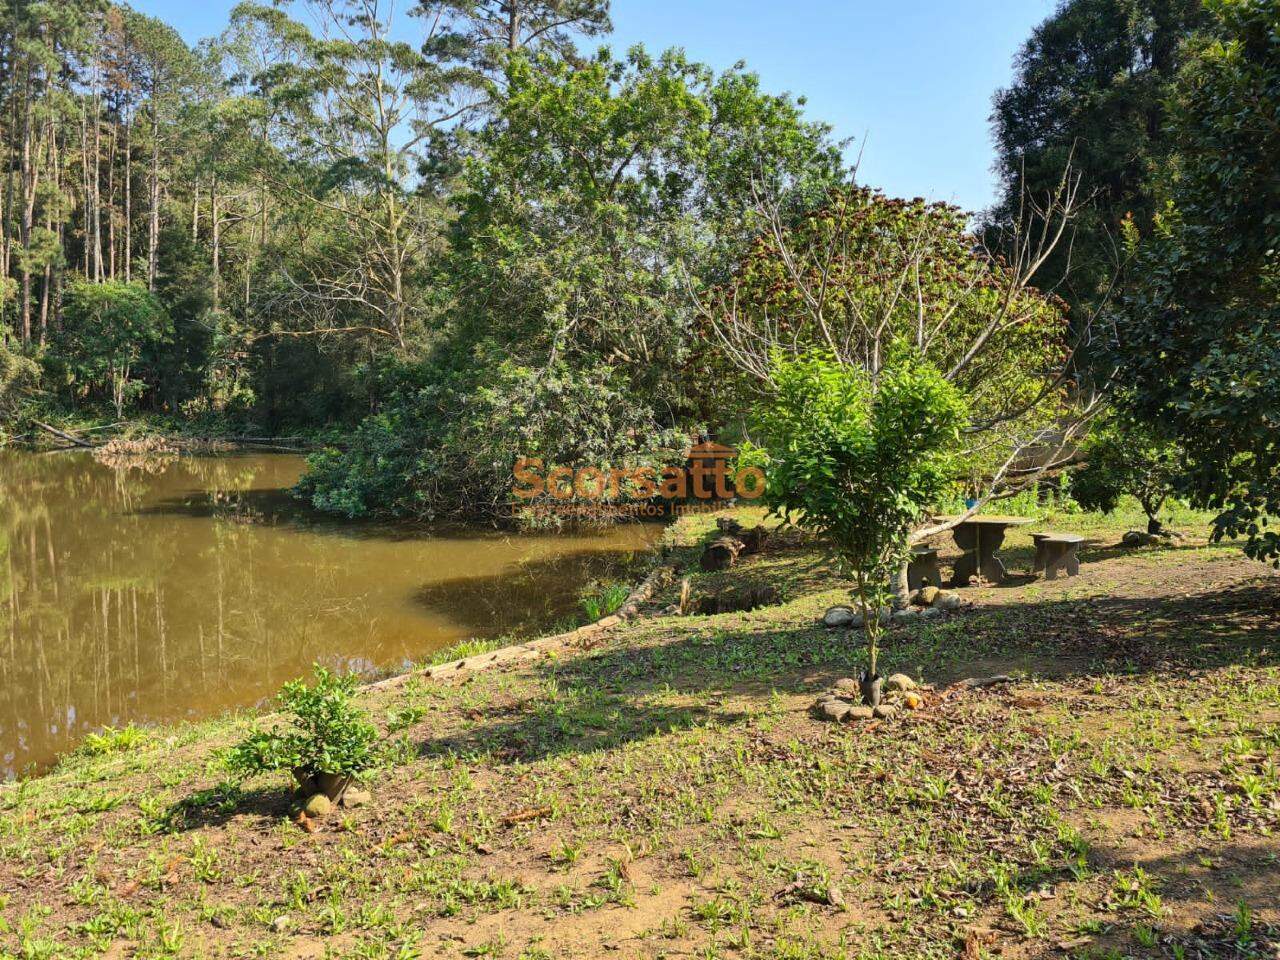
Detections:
0,451,657,778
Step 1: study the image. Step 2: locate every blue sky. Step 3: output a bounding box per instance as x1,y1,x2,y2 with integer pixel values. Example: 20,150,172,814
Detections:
129,0,1056,213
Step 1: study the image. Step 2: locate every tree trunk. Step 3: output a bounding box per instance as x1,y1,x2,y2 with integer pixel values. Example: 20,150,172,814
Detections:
80,106,90,278
91,64,103,281
1143,495,1166,535
147,101,159,290
699,537,745,572
507,2,521,50
890,559,911,609
51,118,64,332
107,121,116,279
19,56,35,343
45,111,61,341
123,114,131,283
211,173,220,311
1,55,15,293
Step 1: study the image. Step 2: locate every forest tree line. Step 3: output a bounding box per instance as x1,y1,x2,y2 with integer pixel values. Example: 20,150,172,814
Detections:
1,0,1276,560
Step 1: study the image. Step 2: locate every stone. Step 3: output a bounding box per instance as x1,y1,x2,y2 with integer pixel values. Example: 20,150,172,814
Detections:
843,705,875,721
917,585,941,606
919,606,944,619
884,673,917,693
892,607,923,622
303,793,332,818
822,701,853,722
834,677,860,694
1122,530,1162,547
828,605,892,627
873,704,898,720
933,591,962,611
269,916,290,934
822,605,858,628
340,788,371,809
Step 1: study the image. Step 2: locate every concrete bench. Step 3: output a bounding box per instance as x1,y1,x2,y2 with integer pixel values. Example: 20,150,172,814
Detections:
1031,533,1085,580
907,546,944,591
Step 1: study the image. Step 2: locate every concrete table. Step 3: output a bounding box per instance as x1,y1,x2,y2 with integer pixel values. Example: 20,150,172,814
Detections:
936,515,1035,586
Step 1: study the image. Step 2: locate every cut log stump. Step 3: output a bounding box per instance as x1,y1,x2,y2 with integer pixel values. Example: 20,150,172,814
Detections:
700,536,745,571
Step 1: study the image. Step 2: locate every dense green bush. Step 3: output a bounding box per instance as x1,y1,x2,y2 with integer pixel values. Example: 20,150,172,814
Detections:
1072,416,1183,533
298,356,689,521
0,336,39,425
296,46,839,521
53,280,171,417
223,667,382,783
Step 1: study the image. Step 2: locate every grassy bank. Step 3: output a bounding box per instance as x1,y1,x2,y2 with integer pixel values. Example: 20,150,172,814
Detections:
3,504,1279,960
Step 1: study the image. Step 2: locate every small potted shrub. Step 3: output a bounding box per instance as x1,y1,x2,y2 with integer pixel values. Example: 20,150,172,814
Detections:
224,666,382,803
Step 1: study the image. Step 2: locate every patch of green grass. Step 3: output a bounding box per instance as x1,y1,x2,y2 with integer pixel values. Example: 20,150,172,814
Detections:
579,580,631,622
75,725,149,757
426,636,511,666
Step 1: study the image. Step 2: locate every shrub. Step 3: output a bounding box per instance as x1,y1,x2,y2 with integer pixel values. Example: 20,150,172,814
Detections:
1073,416,1183,534
754,350,965,679
223,667,382,783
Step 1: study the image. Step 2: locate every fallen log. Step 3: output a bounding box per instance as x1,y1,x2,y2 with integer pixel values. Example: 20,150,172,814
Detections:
694,583,779,615
32,420,95,448
737,525,769,556
700,536,745,571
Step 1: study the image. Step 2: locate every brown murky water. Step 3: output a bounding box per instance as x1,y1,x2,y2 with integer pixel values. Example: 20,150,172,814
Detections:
0,451,659,778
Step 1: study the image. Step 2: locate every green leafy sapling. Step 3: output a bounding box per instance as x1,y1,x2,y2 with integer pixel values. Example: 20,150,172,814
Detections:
1073,415,1184,535
223,666,383,789
754,351,965,699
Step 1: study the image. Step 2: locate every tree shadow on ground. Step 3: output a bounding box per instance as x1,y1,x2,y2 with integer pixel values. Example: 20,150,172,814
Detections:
1023,839,1280,959
689,548,836,602
162,780,295,833
413,574,1280,768
418,694,749,767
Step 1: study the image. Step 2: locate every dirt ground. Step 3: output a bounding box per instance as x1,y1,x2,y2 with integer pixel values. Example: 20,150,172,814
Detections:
2,508,1279,960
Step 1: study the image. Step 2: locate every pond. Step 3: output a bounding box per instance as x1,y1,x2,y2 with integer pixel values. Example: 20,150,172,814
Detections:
0,450,659,778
